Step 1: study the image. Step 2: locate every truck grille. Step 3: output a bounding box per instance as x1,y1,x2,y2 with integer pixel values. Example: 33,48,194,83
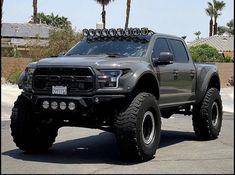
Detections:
33,67,95,94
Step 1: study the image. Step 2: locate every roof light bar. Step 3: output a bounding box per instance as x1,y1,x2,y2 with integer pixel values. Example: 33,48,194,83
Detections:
82,28,152,38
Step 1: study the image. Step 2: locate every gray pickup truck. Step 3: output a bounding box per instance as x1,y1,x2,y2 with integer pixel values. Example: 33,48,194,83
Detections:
11,28,223,161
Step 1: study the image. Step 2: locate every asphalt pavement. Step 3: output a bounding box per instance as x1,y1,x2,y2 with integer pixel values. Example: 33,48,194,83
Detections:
1,84,234,174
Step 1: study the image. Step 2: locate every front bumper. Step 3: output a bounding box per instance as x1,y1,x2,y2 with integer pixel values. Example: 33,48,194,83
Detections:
22,91,127,112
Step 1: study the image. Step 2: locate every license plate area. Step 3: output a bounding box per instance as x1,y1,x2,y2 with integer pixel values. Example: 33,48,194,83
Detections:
52,86,67,95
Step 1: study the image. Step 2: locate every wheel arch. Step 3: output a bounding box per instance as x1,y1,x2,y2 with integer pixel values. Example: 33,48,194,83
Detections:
132,72,160,100
196,71,221,103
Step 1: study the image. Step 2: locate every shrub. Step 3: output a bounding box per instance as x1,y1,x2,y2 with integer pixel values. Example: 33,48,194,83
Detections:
189,44,232,63
27,26,82,61
6,69,22,84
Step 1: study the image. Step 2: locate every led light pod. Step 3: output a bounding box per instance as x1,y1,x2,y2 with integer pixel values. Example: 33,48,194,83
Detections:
51,101,58,110
95,29,102,37
68,102,76,111
89,29,96,36
109,28,117,37
141,27,149,36
42,101,49,109
82,29,89,37
117,28,124,36
102,29,109,37
133,28,141,36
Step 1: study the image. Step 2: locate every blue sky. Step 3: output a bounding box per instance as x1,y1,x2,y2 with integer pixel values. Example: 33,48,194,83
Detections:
2,0,234,42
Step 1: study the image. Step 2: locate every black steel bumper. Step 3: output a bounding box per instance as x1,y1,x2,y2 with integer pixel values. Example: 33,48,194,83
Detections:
22,91,127,112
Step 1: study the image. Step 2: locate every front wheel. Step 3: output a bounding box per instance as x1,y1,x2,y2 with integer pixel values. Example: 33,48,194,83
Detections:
192,88,223,140
114,92,161,161
10,95,59,152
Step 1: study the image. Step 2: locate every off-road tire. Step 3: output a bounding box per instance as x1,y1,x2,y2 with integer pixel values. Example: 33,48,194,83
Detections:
10,95,58,152
114,92,161,161
192,88,223,140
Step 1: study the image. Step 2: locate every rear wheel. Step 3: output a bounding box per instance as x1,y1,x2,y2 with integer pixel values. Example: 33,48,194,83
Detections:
114,92,161,161
192,88,223,140
10,95,59,152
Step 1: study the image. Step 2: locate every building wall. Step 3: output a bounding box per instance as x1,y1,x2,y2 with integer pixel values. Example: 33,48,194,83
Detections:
215,63,234,87
223,51,234,60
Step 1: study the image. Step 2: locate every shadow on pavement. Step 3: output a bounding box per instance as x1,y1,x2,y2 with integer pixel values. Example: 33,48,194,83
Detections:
2,130,197,165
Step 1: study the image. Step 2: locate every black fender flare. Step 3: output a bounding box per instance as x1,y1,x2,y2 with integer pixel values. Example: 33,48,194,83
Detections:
196,71,220,103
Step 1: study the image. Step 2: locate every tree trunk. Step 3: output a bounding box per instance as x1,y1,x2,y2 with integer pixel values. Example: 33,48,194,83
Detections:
209,18,213,36
33,0,38,23
101,4,106,29
1,0,4,28
214,17,218,35
125,0,131,29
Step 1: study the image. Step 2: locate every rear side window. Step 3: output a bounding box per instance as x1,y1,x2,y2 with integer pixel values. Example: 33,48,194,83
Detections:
169,39,189,63
152,38,170,58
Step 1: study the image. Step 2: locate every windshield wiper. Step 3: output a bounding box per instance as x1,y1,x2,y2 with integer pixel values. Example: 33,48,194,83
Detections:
65,53,84,56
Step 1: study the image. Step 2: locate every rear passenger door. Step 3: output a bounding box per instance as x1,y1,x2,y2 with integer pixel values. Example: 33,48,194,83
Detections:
168,39,196,102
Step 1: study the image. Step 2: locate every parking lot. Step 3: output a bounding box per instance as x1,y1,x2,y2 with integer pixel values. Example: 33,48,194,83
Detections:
1,84,234,174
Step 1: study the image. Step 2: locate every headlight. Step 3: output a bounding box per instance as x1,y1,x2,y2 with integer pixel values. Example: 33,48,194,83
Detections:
98,70,122,88
18,67,35,91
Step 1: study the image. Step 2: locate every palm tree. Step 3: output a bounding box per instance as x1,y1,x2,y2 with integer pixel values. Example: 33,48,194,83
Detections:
212,0,225,35
227,19,234,35
207,0,225,35
95,0,114,29
205,4,214,36
194,31,201,40
33,0,38,23
125,0,131,29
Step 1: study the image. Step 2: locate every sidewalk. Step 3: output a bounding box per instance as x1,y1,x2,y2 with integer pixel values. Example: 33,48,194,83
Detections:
220,87,234,113
1,84,234,121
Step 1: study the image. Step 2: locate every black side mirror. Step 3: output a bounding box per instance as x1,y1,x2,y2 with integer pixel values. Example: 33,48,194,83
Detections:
153,52,174,65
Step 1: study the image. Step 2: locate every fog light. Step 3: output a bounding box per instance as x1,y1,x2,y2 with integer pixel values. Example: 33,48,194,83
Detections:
42,101,49,109
51,101,58,110
60,102,67,110
68,102,76,111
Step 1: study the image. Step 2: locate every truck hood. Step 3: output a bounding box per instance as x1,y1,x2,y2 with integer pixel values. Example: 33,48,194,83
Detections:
36,56,144,68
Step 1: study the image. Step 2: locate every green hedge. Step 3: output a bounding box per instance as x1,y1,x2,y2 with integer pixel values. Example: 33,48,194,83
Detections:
189,44,232,63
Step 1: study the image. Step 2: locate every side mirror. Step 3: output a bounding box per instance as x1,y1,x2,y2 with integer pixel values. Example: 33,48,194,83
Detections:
153,52,174,65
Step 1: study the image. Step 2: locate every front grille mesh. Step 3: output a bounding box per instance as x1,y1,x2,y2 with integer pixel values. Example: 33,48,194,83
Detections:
33,67,94,94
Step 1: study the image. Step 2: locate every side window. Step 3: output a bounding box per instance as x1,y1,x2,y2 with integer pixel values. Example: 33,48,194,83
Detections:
152,38,170,58
169,39,189,63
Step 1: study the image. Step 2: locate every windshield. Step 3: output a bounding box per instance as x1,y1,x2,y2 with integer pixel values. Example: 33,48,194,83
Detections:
66,38,149,57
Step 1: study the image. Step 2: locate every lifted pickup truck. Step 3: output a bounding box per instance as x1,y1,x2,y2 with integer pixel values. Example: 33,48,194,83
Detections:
11,28,223,161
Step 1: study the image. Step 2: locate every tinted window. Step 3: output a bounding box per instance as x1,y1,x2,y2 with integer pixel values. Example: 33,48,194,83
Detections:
170,39,189,63
152,38,170,58
66,39,149,57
